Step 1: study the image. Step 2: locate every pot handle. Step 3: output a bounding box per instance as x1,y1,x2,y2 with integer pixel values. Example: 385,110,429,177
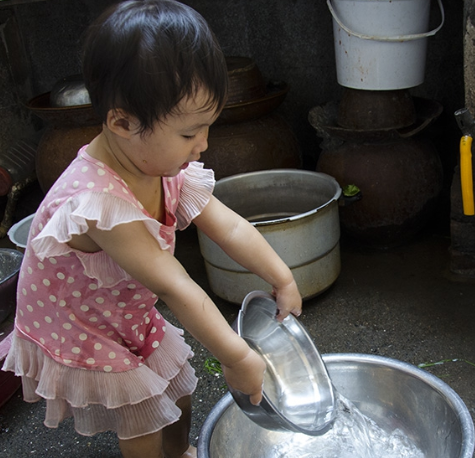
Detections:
327,0,445,42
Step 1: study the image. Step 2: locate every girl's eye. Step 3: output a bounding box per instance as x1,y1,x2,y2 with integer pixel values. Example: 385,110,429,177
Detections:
182,135,196,140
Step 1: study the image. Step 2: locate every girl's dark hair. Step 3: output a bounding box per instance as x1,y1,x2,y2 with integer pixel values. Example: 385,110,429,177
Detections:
82,0,228,134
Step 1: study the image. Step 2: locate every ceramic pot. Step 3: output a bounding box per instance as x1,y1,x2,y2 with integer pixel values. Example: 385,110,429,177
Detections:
27,92,102,192
317,137,443,247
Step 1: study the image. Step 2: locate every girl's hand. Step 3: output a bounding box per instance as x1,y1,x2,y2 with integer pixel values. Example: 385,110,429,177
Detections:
222,348,266,406
273,279,302,322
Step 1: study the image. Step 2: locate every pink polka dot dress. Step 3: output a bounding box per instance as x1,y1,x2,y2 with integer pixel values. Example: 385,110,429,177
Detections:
3,146,215,439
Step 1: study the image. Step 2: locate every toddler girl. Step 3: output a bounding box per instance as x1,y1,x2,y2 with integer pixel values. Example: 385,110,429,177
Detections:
3,1,302,457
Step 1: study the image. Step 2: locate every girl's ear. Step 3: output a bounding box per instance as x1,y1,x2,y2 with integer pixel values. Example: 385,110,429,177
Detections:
106,109,138,138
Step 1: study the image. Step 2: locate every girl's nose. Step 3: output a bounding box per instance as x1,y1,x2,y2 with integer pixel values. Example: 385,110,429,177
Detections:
196,127,209,153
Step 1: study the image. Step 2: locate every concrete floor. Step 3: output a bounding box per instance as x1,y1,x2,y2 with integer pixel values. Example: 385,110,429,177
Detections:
1,202,475,457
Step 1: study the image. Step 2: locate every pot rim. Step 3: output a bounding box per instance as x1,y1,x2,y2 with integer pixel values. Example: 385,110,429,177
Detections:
214,169,342,226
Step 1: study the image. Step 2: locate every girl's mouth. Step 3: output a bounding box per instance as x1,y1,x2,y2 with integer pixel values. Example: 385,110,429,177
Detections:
180,162,189,170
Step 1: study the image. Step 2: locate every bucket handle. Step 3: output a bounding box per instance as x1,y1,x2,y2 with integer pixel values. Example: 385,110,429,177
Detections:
327,0,445,42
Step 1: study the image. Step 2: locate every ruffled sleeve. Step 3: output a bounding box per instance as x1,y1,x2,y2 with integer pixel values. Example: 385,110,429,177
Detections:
175,161,215,230
30,192,174,287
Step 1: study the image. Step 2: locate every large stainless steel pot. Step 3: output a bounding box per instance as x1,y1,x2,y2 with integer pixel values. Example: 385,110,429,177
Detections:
197,169,341,303
198,354,475,458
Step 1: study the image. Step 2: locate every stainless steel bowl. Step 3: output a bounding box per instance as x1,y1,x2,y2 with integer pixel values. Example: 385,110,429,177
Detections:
50,74,91,107
199,354,475,458
0,249,23,323
228,291,336,436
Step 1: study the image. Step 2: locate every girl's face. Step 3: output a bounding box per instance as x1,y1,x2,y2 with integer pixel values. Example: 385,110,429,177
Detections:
127,89,219,177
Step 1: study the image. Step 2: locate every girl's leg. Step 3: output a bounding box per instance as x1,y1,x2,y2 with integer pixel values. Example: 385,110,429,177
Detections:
162,395,196,458
119,430,163,458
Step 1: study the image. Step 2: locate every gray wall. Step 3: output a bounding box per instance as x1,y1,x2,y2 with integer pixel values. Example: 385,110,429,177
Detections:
1,0,464,171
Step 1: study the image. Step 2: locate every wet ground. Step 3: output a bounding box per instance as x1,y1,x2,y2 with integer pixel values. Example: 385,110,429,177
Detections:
1,201,475,457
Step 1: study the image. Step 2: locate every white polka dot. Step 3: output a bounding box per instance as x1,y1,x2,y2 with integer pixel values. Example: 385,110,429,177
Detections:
33,321,40,329
67,277,75,284
73,181,79,188
138,303,146,309
94,343,102,350
111,290,120,296
63,323,72,330
63,359,72,364
89,317,98,323
45,316,52,324
49,258,57,265
139,334,144,341
89,283,98,291
21,288,27,296
57,273,65,280
38,263,44,270
95,297,105,304
51,333,59,340
26,305,33,312
127,284,136,289
55,349,60,356
69,314,76,321
152,341,159,348
112,323,119,328
133,294,141,300
103,365,113,372
108,352,116,359
86,358,95,365
59,300,66,307
131,324,139,331
43,279,50,287
25,326,30,333
80,305,89,312
31,284,37,292
124,358,131,365
72,291,81,298
145,317,150,324
124,314,133,320
27,267,33,274
98,325,106,330
150,326,157,334
79,333,88,341
39,337,45,345
97,169,106,176
72,347,81,354
87,182,95,189
103,311,112,317
81,166,88,173
162,326,166,332
118,302,126,308
49,295,57,302
107,331,114,337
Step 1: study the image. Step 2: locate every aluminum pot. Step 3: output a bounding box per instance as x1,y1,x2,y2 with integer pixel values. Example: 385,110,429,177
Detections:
197,170,341,304
198,354,475,458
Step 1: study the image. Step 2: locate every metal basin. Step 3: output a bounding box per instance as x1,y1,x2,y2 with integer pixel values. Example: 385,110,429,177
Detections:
198,354,475,458
228,291,336,435
0,249,23,323
197,169,342,303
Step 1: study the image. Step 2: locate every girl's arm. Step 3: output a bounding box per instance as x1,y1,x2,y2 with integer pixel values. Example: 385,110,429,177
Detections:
84,219,266,405
193,196,302,320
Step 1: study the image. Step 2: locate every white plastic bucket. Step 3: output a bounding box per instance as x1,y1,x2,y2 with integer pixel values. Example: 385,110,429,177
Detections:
328,0,445,90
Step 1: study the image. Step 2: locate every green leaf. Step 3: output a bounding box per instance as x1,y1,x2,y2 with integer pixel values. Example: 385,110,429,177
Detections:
342,184,360,197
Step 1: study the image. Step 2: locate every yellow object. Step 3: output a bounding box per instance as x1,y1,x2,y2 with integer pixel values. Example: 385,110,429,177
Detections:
460,135,475,215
